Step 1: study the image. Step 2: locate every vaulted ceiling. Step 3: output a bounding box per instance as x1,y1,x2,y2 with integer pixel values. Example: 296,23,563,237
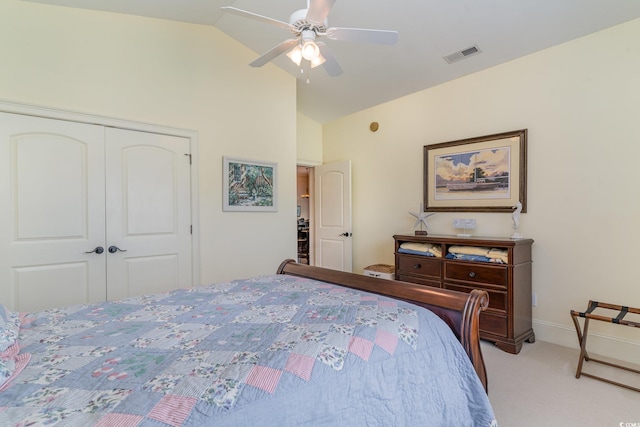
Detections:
24,0,640,123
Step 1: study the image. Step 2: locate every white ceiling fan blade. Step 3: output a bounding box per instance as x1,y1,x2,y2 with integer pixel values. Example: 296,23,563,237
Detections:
317,42,343,76
250,39,299,68
326,27,399,45
306,0,336,25
221,7,292,31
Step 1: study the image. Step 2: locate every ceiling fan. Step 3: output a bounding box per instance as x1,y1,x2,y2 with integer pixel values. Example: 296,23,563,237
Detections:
221,0,398,78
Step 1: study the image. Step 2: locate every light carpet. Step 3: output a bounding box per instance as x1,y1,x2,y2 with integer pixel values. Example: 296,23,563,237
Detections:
482,340,640,426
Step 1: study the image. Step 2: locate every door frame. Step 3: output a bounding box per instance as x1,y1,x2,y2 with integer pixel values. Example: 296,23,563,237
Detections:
297,161,320,266
0,99,201,288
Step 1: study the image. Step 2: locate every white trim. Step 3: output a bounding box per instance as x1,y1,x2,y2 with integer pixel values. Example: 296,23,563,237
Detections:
0,99,201,288
296,159,322,167
532,319,640,365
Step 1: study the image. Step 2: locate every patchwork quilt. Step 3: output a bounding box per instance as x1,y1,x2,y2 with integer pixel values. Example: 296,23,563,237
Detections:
0,274,496,426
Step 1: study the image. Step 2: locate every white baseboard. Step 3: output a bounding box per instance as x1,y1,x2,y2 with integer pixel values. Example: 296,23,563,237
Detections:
532,319,640,365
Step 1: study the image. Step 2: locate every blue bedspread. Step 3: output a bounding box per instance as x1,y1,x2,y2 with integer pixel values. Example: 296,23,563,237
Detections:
0,274,496,426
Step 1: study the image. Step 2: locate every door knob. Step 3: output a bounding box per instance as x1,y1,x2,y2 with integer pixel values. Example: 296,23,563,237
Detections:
108,245,127,254
85,246,104,254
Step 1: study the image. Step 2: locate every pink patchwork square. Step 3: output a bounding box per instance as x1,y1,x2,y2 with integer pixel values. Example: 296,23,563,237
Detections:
379,300,397,308
284,353,315,381
246,365,282,394
148,395,197,427
95,413,144,427
348,336,374,361
330,288,346,293
360,296,377,302
375,329,398,355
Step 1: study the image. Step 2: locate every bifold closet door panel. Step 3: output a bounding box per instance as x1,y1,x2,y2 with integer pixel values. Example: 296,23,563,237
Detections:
0,112,107,312
104,127,192,301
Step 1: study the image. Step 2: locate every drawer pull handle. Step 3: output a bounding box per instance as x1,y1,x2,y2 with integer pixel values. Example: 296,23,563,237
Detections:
413,264,421,269
469,271,476,278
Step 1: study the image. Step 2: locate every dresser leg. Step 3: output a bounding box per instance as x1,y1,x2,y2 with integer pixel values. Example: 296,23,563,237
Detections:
526,332,536,343
495,341,522,354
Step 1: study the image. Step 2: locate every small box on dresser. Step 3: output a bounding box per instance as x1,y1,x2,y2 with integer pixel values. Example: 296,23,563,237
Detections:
394,234,535,354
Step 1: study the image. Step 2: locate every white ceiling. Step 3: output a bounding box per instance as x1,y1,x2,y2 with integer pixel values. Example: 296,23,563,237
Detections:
23,0,640,123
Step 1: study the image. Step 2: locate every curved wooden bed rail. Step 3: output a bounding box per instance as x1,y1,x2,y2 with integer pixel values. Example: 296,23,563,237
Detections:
277,259,490,391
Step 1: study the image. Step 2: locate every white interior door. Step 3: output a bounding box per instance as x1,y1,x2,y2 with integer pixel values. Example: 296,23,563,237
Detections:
314,160,352,272
0,112,106,312
105,128,192,300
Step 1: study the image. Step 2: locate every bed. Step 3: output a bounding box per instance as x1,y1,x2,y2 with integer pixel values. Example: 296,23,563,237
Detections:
0,259,496,426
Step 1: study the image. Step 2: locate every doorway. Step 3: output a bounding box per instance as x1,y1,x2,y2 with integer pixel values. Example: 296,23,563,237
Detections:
296,160,353,271
296,166,312,264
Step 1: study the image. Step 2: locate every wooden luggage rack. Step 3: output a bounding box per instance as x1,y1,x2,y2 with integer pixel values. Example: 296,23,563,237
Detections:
570,300,640,392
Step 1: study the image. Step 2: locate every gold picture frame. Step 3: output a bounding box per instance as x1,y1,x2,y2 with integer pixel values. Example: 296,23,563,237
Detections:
424,129,527,212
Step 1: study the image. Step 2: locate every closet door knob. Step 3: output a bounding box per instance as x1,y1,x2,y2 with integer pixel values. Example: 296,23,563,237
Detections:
85,246,104,254
108,245,127,254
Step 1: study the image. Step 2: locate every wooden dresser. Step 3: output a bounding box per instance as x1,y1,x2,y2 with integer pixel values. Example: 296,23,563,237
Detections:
394,234,535,354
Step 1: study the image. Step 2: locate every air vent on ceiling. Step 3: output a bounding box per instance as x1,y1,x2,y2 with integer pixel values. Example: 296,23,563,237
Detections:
443,45,481,64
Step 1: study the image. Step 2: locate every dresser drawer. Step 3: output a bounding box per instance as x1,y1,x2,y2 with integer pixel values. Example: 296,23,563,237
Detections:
480,312,508,337
397,255,441,278
444,263,507,287
397,274,441,288
445,283,507,312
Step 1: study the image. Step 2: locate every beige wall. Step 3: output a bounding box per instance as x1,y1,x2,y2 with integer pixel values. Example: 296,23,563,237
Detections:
296,111,323,166
0,1,298,283
323,18,640,362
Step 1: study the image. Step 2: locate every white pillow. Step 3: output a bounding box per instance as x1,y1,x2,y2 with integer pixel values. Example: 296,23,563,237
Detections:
0,305,20,353
0,304,26,390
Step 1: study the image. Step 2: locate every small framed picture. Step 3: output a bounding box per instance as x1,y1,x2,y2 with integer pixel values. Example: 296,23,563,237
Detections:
223,157,277,212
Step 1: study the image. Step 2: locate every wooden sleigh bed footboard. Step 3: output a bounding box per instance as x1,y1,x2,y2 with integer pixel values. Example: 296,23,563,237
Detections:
277,259,490,391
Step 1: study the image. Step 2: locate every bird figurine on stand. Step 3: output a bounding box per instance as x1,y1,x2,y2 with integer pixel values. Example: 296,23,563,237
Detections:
409,203,435,235
511,201,523,239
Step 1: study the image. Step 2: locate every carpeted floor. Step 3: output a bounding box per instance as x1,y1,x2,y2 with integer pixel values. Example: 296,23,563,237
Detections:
482,340,640,426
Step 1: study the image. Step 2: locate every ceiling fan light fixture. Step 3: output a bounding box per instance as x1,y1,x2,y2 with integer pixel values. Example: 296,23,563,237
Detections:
287,45,303,66
301,40,320,61
299,29,320,61
310,52,326,68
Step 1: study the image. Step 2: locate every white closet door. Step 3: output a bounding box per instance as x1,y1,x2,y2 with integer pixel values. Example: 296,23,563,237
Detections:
0,112,106,312
104,127,192,300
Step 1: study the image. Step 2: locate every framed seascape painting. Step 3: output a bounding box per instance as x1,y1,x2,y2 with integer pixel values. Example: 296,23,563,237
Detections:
223,157,278,212
423,129,527,212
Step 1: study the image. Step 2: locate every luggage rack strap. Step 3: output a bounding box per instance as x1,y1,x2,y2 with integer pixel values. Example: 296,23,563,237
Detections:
570,300,640,328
